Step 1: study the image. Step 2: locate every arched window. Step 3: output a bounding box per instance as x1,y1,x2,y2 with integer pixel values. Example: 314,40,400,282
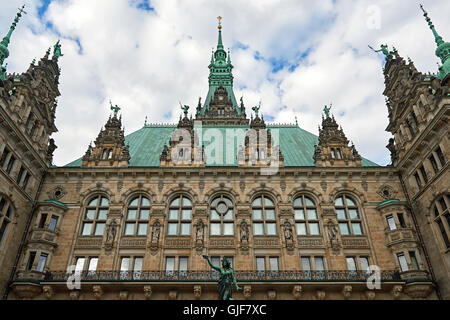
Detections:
210,195,234,236
433,195,450,249
252,195,276,236
335,195,363,235
293,195,320,236
167,195,192,236
124,195,151,236
81,195,109,236
0,195,13,247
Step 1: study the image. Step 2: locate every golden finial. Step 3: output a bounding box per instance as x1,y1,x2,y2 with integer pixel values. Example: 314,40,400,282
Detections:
217,16,222,29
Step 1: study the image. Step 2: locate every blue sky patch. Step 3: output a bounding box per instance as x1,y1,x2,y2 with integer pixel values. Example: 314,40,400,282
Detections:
129,0,154,12
37,0,52,19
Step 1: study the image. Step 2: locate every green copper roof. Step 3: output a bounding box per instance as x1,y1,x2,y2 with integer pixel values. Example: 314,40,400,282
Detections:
377,198,401,207
43,199,67,208
64,124,379,167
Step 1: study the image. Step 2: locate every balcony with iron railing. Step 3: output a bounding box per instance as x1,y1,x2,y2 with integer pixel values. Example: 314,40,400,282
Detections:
15,270,410,283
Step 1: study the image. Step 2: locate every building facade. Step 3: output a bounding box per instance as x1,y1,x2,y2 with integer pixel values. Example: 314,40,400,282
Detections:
0,8,449,300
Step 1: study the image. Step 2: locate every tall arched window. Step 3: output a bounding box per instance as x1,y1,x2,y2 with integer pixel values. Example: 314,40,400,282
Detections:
0,195,13,247
210,195,234,236
81,195,109,236
167,195,192,236
293,195,320,236
335,195,363,235
124,195,151,236
252,195,277,236
433,194,450,249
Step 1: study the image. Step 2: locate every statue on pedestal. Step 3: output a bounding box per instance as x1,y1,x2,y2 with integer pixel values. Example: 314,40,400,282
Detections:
203,255,241,300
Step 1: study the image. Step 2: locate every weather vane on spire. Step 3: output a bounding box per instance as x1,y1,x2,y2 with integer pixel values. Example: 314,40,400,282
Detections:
109,100,121,118
217,16,222,29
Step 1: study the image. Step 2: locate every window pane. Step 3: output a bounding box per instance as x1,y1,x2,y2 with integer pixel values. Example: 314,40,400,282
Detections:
252,197,262,207
139,209,150,220
100,197,109,206
181,209,192,220
345,197,356,206
346,257,356,271
167,223,178,235
121,257,130,271
211,210,220,220
134,257,143,272
256,257,265,271
334,197,343,206
305,197,314,206
265,209,275,220
170,197,180,207
352,223,362,235
179,257,188,272
141,197,151,207
336,209,346,220
94,223,105,236
85,209,95,220
348,209,359,220
223,210,233,221
360,257,369,273
293,197,302,207
264,197,274,207
88,197,98,207
223,223,234,235
129,197,139,207
309,223,320,235
169,209,178,220
252,209,263,220
253,223,264,235
88,257,98,272
296,223,306,235
182,197,192,207
125,223,135,235
36,254,48,272
269,257,279,271
210,223,221,235
387,216,397,231
81,223,92,235
97,209,108,220
127,209,137,220
48,216,58,231
75,257,85,272
165,257,175,272
301,257,311,271
339,223,350,235
266,223,277,235
397,254,408,272
180,223,191,235
307,209,317,220
314,257,324,271
137,223,148,236
295,209,305,220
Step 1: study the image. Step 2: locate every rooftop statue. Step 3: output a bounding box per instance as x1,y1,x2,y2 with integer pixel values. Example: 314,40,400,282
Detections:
368,44,393,59
53,40,63,58
252,101,261,118
109,100,121,118
203,255,242,300
323,103,332,118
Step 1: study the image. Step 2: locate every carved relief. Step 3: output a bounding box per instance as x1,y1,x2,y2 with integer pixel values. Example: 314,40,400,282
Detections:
282,219,294,253
150,220,161,255
194,219,205,253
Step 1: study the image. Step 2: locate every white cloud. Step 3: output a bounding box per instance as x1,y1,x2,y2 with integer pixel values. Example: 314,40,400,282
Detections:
1,0,448,166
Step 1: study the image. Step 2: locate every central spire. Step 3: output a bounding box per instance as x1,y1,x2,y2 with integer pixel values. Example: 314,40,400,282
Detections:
198,17,242,117
420,4,450,82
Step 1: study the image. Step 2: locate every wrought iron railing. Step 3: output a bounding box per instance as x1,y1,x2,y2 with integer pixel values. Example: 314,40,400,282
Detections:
32,270,404,282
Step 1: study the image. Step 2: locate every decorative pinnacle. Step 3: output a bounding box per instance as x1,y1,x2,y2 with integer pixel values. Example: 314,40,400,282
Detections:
217,16,222,29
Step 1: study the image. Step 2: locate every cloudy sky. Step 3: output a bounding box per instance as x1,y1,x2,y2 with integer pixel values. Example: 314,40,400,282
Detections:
1,0,448,166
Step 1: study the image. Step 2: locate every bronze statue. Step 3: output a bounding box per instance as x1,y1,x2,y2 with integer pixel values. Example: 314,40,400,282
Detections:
203,255,241,300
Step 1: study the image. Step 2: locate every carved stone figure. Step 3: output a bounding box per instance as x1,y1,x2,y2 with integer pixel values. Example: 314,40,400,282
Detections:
46,138,57,163
386,138,397,164
239,220,249,243
283,220,293,241
106,219,118,244
195,219,205,245
151,220,161,244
